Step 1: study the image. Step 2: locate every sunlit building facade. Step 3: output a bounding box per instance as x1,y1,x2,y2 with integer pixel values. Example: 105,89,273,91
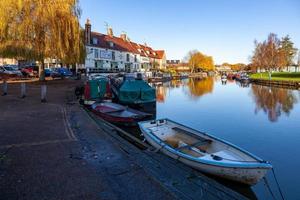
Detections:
84,19,166,73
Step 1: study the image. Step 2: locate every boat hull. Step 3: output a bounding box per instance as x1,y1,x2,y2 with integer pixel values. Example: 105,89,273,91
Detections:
120,101,156,116
139,119,272,185
92,103,151,126
142,130,268,185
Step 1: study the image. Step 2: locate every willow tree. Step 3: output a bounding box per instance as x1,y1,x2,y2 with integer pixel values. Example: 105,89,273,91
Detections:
0,0,85,80
185,50,215,72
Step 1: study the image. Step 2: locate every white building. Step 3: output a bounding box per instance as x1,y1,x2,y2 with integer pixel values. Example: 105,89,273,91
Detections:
0,58,17,66
84,19,166,73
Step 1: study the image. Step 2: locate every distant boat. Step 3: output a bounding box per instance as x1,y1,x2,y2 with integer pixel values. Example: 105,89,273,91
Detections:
92,102,152,126
149,72,172,82
221,74,227,81
139,119,272,185
236,73,250,83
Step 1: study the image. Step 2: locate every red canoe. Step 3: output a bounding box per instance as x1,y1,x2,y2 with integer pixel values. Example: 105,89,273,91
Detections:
91,102,152,126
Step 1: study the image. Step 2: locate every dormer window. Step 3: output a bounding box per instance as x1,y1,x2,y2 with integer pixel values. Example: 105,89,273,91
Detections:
92,38,98,45
146,50,150,54
109,41,114,47
153,52,156,56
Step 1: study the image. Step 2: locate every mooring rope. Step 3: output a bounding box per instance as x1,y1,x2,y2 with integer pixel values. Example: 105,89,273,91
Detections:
263,177,277,200
271,168,285,200
263,168,285,200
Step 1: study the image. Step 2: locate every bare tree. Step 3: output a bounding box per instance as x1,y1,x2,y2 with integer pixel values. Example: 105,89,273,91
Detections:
251,33,288,79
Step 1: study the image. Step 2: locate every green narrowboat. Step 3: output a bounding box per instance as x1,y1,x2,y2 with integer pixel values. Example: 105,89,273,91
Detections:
110,74,156,113
83,75,111,105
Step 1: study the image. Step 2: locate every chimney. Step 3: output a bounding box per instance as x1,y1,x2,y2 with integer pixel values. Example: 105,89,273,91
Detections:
107,27,113,37
85,19,91,45
120,33,127,41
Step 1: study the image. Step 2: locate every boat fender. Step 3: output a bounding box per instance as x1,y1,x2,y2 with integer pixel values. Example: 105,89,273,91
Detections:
150,120,156,124
159,119,165,124
211,154,223,161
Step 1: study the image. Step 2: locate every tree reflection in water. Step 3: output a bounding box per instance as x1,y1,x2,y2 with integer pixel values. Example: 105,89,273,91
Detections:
185,77,214,100
155,79,189,102
156,84,167,102
251,84,298,122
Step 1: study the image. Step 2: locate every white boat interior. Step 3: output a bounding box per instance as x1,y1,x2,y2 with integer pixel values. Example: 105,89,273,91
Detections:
145,120,259,164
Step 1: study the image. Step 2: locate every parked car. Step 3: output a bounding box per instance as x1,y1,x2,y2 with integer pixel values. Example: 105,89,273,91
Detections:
0,65,23,77
45,68,61,78
55,68,73,77
21,66,35,77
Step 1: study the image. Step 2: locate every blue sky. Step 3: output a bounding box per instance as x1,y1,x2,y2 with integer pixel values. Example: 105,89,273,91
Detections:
79,0,300,64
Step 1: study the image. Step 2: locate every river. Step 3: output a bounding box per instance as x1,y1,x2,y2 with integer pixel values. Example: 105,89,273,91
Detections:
152,77,300,200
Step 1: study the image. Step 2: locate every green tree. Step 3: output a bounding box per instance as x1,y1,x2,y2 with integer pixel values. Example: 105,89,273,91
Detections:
280,35,298,70
0,0,85,80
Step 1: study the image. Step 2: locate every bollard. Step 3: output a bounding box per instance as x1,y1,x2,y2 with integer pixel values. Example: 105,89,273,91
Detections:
21,83,26,98
41,85,47,103
2,80,7,96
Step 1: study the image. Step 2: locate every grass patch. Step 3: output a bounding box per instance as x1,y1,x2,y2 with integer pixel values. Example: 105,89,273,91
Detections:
250,72,300,81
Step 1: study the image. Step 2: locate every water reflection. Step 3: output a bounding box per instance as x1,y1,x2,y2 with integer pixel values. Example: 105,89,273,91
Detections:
185,77,214,100
155,78,299,122
153,79,190,103
156,84,167,102
155,78,300,199
251,85,298,122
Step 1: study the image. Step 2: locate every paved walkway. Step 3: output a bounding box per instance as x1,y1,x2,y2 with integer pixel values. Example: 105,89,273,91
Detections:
0,81,175,200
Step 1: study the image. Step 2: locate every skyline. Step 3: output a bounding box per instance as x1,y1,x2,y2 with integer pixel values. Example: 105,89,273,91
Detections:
79,0,300,64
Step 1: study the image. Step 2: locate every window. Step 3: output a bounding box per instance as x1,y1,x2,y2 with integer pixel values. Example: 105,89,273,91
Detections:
112,51,115,60
94,49,99,58
109,41,114,47
126,54,130,62
92,38,98,45
134,55,137,62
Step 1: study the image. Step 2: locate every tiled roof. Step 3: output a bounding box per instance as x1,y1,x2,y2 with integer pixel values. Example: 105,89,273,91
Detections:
155,50,165,59
89,32,165,59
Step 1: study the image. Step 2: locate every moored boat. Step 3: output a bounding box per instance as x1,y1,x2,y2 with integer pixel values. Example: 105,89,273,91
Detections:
92,102,152,126
83,75,111,106
139,119,272,185
110,73,156,113
221,74,227,82
148,72,172,82
235,73,250,83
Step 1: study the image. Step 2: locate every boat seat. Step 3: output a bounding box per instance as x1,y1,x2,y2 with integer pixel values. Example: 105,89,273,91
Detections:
172,127,212,144
176,140,211,150
104,108,125,113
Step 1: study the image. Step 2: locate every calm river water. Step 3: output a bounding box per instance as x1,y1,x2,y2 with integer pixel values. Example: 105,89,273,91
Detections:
153,77,300,200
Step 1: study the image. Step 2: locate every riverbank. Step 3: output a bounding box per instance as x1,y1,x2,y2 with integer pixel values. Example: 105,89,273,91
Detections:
250,72,300,89
0,80,175,200
0,79,247,200
250,72,300,81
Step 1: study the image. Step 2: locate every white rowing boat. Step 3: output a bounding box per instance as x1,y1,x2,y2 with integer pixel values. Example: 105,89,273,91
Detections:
138,119,272,185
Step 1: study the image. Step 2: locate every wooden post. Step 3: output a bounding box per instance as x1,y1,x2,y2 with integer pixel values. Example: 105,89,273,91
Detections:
21,83,26,98
41,85,47,103
2,80,7,96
